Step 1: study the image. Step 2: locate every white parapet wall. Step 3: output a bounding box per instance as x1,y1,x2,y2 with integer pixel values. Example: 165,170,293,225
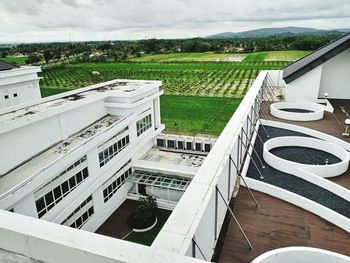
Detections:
252,247,350,263
152,71,278,260
0,210,206,263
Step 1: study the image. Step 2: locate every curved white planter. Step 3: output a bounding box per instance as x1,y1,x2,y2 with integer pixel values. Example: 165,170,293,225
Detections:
270,102,324,121
263,136,350,178
242,177,350,233
133,217,157,233
252,247,350,263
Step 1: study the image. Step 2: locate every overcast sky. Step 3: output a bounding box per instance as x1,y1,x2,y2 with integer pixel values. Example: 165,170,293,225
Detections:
1,0,350,43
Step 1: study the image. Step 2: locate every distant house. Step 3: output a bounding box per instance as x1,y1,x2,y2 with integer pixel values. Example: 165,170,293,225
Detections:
12,52,25,57
283,33,350,101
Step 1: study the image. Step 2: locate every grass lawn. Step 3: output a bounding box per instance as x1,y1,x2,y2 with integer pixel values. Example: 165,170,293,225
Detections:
264,50,310,61
124,209,172,246
40,87,73,97
129,52,248,62
243,50,309,62
39,88,241,135
1,56,28,65
161,95,242,135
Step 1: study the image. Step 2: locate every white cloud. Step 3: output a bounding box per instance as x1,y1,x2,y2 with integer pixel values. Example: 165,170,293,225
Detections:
0,0,349,42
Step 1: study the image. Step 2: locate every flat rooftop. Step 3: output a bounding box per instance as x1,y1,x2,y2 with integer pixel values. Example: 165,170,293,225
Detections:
0,114,121,198
141,148,205,168
0,79,161,125
219,99,350,262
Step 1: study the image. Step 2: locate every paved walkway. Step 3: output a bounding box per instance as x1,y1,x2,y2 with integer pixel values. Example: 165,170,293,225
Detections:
95,200,138,239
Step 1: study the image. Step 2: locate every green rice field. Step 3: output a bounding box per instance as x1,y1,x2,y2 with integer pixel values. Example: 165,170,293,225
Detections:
40,61,288,98
160,95,242,135
39,50,308,134
1,56,28,65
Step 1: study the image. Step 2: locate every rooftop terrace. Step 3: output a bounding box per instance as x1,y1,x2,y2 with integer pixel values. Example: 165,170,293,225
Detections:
219,188,350,263
0,79,160,127
141,148,205,168
218,98,350,262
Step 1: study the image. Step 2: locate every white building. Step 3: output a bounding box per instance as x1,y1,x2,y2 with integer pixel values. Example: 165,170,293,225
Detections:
0,61,41,109
283,33,350,101
0,79,167,230
0,34,350,263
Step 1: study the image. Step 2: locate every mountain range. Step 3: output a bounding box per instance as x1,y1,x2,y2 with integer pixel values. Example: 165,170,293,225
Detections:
206,27,350,39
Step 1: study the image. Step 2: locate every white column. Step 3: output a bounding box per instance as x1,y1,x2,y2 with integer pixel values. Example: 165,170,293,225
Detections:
153,97,161,129
129,121,137,147
13,193,38,218
87,147,100,178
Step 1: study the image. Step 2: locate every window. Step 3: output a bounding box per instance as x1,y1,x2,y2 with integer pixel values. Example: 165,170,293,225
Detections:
98,128,130,167
136,114,152,136
204,143,211,152
13,93,18,97
195,143,202,151
102,160,132,203
167,140,175,148
4,95,9,99
61,196,94,229
178,141,184,149
157,139,164,147
186,142,192,150
34,156,88,218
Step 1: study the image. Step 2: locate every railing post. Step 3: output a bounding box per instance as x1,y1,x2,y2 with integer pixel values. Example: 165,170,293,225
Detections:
229,155,260,208
228,154,231,200
216,186,253,250
215,184,218,240
192,238,196,258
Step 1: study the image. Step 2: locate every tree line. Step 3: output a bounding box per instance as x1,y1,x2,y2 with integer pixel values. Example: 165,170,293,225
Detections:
0,33,342,65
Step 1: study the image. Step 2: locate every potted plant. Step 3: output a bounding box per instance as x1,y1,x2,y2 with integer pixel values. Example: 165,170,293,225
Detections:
127,195,158,232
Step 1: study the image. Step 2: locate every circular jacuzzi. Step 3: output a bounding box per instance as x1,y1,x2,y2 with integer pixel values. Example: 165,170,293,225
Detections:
252,247,350,263
270,102,324,121
263,136,350,178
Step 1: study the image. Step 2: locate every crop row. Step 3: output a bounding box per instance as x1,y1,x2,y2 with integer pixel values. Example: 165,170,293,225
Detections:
40,61,289,98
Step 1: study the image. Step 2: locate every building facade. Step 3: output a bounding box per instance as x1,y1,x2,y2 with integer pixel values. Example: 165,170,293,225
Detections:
0,62,41,109
0,79,164,233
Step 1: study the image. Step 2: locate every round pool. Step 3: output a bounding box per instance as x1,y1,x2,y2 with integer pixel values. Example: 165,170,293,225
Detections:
263,136,350,178
270,102,324,121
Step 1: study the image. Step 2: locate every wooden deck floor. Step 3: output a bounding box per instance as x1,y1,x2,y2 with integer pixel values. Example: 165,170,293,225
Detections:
218,188,350,263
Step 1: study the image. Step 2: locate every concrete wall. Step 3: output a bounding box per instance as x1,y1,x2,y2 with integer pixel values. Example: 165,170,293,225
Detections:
285,48,350,101
0,115,62,175
285,66,322,102
0,67,41,109
152,71,269,260
0,100,107,175
0,210,206,263
319,49,350,99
